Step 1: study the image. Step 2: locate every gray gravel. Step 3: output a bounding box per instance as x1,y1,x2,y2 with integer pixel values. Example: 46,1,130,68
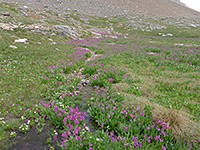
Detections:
1,0,200,18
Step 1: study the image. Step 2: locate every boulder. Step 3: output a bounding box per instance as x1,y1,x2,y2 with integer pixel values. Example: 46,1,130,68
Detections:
15,38,27,43
0,23,18,31
54,25,77,38
0,13,10,16
189,24,197,28
9,45,18,49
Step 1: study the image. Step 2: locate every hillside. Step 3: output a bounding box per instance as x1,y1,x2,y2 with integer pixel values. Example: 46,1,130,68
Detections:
1,0,200,18
0,1,200,150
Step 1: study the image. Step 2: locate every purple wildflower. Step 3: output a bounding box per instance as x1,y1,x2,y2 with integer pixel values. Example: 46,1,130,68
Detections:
162,145,166,150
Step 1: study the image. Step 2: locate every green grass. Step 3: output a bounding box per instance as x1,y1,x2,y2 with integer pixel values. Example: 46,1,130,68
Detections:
0,27,74,148
78,35,199,144
0,29,71,110
96,36,199,117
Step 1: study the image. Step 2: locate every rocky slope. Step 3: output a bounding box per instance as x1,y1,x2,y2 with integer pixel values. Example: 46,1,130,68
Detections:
1,1,200,40
1,0,200,18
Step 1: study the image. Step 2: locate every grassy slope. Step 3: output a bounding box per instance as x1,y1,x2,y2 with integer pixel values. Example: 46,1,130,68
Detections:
81,34,200,143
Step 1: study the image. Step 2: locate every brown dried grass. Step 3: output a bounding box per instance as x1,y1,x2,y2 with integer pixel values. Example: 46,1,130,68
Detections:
112,83,200,145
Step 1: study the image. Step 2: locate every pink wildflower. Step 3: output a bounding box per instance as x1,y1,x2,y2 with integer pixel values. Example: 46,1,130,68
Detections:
108,78,114,82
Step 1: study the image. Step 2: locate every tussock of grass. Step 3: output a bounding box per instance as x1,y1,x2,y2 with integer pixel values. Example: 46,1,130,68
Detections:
112,81,200,145
152,107,200,145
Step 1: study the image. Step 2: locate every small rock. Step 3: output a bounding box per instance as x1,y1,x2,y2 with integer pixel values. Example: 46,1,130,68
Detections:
81,82,86,86
75,86,80,90
15,38,27,43
147,52,157,56
0,23,18,31
9,45,18,49
35,26,40,29
54,25,77,38
85,80,90,84
81,79,89,86
0,13,10,16
91,32,101,36
93,86,99,90
17,8,28,16
78,84,83,89
166,33,173,37
189,24,196,28
174,43,184,46
74,91,80,95
79,68,84,72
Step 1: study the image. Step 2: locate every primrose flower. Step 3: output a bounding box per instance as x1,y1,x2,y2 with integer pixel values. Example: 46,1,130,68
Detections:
108,78,114,82
66,93,69,97
136,107,140,111
124,126,128,131
90,102,94,106
74,128,78,134
57,113,61,117
74,119,80,125
54,106,59,113
78,127,82,132
130,114,135,118
162,145,166,150
110,112,114,115
140,113,145,116
147,139,150,143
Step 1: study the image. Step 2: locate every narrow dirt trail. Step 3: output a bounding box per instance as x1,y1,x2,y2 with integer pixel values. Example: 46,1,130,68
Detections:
10,47,101,149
